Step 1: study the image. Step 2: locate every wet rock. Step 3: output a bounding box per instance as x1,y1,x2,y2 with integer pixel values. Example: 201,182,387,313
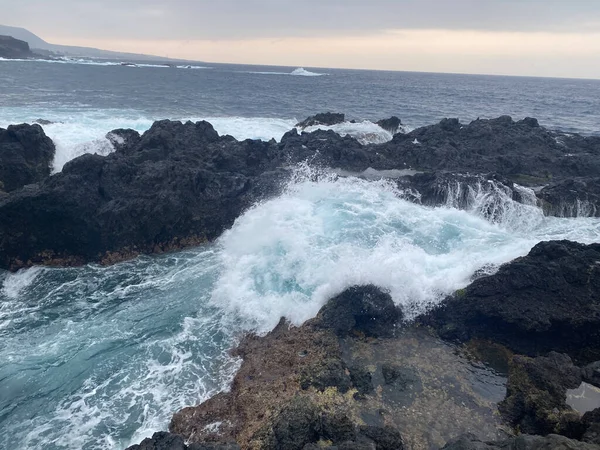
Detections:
381,116,600,180
300,357,352,393
357,425,404,450
381,363,417,389
126,431,186,450
2,115,600,270
537,178,600,217
279,128,374,172
499,352,585,438
376,116,402,135
34,119,54,125
421,240,600,364
582,362,600,388
582,409,600,444
315,285,402,338
187,444,240,450
296,112,345,128
106,128,141,153
348,366,374,397
442,433,600,449
266,396,320,450
0,123,55,192
0,120,285,270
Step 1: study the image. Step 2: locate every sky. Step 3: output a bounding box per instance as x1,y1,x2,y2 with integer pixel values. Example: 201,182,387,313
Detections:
2,0,600,78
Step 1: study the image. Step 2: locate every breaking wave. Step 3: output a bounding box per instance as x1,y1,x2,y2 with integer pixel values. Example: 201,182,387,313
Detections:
1,165,599,449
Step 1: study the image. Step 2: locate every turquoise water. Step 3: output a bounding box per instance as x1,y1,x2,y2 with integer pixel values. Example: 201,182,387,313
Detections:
1,171,599,449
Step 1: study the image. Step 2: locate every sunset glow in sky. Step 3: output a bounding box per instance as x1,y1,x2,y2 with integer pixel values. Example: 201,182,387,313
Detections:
2,0,600,78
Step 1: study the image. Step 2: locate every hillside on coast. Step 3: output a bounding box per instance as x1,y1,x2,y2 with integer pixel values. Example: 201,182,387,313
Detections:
0,24,183,62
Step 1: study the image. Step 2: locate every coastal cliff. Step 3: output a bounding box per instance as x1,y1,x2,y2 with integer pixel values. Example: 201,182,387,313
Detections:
0,35,33,59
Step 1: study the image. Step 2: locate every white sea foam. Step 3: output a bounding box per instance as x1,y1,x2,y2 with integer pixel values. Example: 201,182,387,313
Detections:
0,111,300,171
1,165,599,449
302,120,395,144
211,167,600,332
291,68,327,76
246,67,328,76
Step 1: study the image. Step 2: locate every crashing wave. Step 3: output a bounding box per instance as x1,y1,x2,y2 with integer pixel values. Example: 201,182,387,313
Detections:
290,67,327,76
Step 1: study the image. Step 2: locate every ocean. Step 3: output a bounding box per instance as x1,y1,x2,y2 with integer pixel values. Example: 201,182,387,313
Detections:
1,58,600,449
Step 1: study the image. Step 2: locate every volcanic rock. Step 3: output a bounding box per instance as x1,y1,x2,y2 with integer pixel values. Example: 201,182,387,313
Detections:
499,352,584,437
296,112,345,128
421,240,600,364
376,116,402,135
441,433,600,449
0,123,55,192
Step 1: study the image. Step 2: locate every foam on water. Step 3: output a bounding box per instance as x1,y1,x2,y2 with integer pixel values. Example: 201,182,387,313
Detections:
0,110,299,171
246,67,328,76
0,108,399,171
0,166,599,449
302,120,395,144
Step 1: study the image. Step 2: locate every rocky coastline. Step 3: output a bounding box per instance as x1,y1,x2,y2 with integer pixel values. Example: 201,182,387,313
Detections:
1,114,600,271
1,113,600,448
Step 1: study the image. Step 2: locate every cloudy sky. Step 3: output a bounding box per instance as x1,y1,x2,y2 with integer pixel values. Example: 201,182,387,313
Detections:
3,0,600,78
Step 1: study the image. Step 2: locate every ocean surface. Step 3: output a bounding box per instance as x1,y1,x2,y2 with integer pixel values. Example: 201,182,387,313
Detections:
1,58,600,449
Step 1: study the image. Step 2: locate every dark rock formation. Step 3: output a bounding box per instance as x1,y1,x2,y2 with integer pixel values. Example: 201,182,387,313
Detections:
499,352,585,438
0,35,32,59
2,115,600,270
314,285,402,338
125,432,240,450
296,112,345,128
376,116,402,135
537,178,600,217
34,119,55,125
422,240,600,364
0,120,287,270
168,286,408,449
582,362,600,388
442,433,600,449
0,124,55,192
164,285,508,449
106,128,142,153
380,115,600,181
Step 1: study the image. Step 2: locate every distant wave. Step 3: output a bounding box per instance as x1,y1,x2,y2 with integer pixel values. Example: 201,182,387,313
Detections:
290,68,327,77
176,65,211,70
245,67,328,77
0,57,211,70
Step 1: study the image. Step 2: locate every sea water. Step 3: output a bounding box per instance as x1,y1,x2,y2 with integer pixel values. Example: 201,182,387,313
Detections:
1,59,600,449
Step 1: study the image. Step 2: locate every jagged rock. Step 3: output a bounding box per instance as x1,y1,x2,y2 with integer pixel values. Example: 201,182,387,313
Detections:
33,119,54,125
376,116,402,135
0,123,55,192
106,128,141,153
315,285,402,338
126,431,186,450
266,396,320,450
582,362,600,388
348,366,374,397
0,120,285,270
499,352,585,437
2,115,600,270
168,286,410,449
296,112,345,128
381,116,600,180
299,357,352,393
538,178,600,217
441,433,600,449
0,35,32,59
421,240,600,364
125,432,240,450
582,409,600,445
